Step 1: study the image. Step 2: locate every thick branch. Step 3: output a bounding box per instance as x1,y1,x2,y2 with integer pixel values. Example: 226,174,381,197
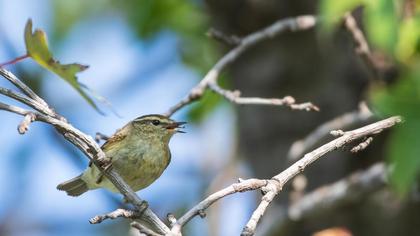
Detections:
164,15,317,117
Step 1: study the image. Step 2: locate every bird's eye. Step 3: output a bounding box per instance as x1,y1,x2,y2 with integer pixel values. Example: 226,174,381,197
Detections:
151,120,160,126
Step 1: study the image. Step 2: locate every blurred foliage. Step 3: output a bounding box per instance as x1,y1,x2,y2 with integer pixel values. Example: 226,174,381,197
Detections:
51,0,222,122
24,19,98,110
321,0,420,195
112,0,221,121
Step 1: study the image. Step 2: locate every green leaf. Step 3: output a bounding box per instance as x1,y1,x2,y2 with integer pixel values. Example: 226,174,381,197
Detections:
364,0,399,53
24,19,98,110
387,121,420,195
372,66,420,195
395,16,420,63
188,90,222,123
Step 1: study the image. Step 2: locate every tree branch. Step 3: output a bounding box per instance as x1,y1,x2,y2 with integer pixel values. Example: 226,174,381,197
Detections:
89,208,140,224
208,83,319,111
343,12,394,81
0,69,51,112
169,179,268,234
288,162,387,221
240,116,401,235
288,102,373,161
164,15,318,117
131,222,163,236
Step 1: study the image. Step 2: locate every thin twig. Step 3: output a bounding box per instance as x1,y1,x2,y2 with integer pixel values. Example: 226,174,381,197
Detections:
17,112,36,134
89,208,139,224
170,179,268,234
343,13,379,80
0,87,53,116
0,69,50,110
206,28,242,46
288,102,373,160
208,83,319,111
95,132,109,142
164,15,317,117
350,137,373,153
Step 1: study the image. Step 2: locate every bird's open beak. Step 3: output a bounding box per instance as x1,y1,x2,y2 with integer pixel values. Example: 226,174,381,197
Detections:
165,121,187,133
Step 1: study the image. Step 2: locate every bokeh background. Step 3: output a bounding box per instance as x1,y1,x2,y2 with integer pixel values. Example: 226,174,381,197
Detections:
0,0,419,236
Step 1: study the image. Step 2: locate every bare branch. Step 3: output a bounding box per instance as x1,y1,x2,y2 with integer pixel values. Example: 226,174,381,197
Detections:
240,116,401,236
0,101,35,116
17,113,36,134
90,208,139,224
164,15,317,117
131,222,163,236
95,132,109,142
168,116,400,235
169,179,268,234
351,137,373,153
343,13,379,80
167,213,177,228
289,162,387,221
206,28,242,46
0,68,170,234
241,190,277,236
0,69,51,110
330,129,345,137
208,83,319,111
288,102,373,160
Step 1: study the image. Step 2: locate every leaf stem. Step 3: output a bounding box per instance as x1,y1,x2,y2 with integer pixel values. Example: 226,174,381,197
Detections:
0,54,30,67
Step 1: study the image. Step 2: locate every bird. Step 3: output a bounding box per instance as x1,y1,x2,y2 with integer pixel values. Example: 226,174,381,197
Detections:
57,114,185,196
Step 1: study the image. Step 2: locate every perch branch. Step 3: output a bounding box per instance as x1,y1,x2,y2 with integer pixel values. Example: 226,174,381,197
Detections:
0,68,170,234
164,15,318,117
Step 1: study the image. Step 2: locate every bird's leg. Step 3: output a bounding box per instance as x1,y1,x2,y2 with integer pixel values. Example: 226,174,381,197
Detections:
95,157,113,184
95,173,105,184
122,197,149,214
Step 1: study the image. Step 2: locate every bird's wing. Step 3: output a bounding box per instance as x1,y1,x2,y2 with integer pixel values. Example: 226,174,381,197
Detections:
101,123,131,151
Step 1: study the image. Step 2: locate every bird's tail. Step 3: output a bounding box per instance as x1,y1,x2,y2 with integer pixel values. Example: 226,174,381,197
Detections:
57,174,88,196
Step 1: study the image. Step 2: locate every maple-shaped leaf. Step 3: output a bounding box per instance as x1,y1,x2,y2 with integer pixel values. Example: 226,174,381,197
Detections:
24,19,98,110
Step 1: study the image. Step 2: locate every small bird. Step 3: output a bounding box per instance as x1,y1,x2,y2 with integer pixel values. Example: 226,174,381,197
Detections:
57,114,185,196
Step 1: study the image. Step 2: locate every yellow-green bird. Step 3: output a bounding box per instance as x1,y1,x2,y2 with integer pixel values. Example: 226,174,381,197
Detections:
57,114,185,196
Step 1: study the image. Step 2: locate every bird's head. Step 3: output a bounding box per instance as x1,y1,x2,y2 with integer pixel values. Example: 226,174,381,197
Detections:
132,114,186,142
